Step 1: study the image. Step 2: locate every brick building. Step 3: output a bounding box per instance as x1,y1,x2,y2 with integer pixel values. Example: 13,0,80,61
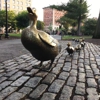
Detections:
43,6,65,31
0,0,32,13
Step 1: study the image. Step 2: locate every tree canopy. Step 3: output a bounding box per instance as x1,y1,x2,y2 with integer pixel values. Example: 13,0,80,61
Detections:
82,18,97,35
0,10,16,28
15,11,29,29
93,13,100,39
15,11,44,30
37,20,44,30
50,0,89,35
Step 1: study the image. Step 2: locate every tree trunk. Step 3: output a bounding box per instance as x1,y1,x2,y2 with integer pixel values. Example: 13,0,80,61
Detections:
77,18,81,35
93,12,100,39
77,0,82,36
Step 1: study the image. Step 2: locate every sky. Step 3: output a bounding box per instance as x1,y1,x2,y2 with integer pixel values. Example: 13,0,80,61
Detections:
32,0,100,21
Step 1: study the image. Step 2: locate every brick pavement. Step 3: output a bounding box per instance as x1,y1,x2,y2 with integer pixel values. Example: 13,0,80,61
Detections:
0,41,100,100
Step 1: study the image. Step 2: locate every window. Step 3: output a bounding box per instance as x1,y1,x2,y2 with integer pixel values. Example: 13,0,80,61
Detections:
3,4,5,7
20,7,23,10
7,4,10,8
13,5,15,9
16,6,19,9
20,1,23,5
28,3,30,6
12,1,15,3
17,1,19,4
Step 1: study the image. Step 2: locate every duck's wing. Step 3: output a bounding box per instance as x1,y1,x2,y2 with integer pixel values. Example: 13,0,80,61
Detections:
38,31,58,47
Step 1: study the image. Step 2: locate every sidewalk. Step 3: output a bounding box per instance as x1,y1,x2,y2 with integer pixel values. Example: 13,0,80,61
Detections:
0,35,62,62
0,39,100,100
0,39,29,62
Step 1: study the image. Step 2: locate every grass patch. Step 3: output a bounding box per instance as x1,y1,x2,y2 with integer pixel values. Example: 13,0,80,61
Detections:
8,33,92,40
62,35,92,40
9,33,21,38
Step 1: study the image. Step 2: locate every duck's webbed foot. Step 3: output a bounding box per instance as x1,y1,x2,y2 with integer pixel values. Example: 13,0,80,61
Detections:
33,59,54,71
33,61,43,69
70,54,73,57
43,59,54,71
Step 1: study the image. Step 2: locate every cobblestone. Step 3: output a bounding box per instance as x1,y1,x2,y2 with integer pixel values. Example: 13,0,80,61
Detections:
30,84,48,99
5,92,26,100
41,92,56,100
59,85,73,100
0,41,100,100
48,79,65,93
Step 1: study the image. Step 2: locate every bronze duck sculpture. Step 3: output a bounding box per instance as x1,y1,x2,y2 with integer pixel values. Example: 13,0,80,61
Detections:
66,42,75,56
21,7,61,70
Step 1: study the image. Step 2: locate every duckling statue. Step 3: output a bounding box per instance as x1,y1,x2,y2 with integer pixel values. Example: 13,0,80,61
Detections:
75,44,81,51
80,41,85,48
66,42,75,56
79,37,85,48
21,7,61,70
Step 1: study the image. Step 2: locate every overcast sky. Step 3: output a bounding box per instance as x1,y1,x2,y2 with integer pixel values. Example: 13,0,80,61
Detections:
32,0,100,21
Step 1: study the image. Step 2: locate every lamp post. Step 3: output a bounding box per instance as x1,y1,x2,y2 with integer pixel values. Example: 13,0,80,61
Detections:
5,0,9,38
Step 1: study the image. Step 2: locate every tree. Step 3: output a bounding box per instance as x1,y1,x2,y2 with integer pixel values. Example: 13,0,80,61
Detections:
93,13,100,39
15,11,29,29
82,18,97,35
37,20,44,30
16,11,44,30
0,10,16,28
50,0,89,35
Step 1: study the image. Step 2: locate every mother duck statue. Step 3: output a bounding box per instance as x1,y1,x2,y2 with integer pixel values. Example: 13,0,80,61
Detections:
21,7,61,70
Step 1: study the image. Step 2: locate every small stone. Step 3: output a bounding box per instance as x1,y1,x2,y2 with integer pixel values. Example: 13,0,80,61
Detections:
73,95,85,100
11,76,29,87
25,77,42,88
30,84,48,99
48,79,65,93
58,71,69,80
41,92,56,100
5,92,26,100
67,76,76,86
42,73,56,84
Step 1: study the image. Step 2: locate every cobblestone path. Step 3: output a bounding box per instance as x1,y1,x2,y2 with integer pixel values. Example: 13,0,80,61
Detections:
0,41,100,100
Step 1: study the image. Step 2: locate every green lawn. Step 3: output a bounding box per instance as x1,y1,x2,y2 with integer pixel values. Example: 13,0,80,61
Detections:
62,35,92,40
9,33,21,38
8,33,92,40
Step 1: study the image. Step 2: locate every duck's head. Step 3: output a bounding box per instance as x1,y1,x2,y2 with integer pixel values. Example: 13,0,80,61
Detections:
82,38,85,42
67,42,71,46
27,7,37,22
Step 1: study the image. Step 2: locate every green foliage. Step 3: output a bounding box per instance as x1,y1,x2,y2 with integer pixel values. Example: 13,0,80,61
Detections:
9,33,21,38
62,35,92,40
82,18,97,35
0,10,16,28
93,13,100,39
16,11,44,30
50,0,89,35
48,23,52,31
64,0,88,20
37,20,44,30
15,11,29,29
71,28,77,35
0,10,6,26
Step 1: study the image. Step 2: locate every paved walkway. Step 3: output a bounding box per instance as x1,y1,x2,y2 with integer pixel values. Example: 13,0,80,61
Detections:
0,35,61,62
0,39,100,100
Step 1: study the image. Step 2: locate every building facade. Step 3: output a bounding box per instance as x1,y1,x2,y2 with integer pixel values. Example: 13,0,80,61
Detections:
43,7,65,31
0,0,32,13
